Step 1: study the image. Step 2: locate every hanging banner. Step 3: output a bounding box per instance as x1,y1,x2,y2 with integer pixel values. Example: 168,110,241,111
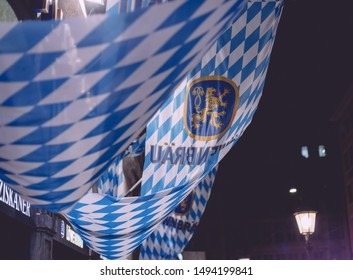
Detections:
141,0,284,196
139,166,217,260
65,0,284,260
65,178,195,259
0,0,247,212
139,0,283,259
96,154,127,197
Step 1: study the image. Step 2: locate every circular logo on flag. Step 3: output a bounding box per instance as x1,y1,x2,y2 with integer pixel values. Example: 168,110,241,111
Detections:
184,76,239,141
175,191,194,216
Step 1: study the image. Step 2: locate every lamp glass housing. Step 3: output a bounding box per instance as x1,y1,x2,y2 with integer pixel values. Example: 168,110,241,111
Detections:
294,211,317,235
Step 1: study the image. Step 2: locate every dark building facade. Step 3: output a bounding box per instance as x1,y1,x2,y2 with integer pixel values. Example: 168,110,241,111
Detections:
332,84,353,258
0,179,99,260
186,119,351,259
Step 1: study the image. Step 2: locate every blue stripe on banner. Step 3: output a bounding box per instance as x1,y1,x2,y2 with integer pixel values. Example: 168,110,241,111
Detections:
262,2,276,22
170,119,183,143
238,86,251,108
158,117,172,140
254,55,269,80
78,37,147,73
84,110,134,139
14,125,71,144
26,176,77,191
217,27,232,52
33,188,77,201
81,86,141,119
8,102,71,126
241,57,257,82
201,58,216,77
87,138,130,166
244,27,260,53
215,56,230,76
173,91,184,111
247,2,261,23
22,162,73,177
155,37,200,76
230,27,246,53
189,63,201,79
157,1,201,29
159,17,210,53
0,21,59,53
18,143,74,162
77,12,144,47
3,79,68,106
82,62,144,93
259,28,273,53
0,52,65,81
229,57,243,80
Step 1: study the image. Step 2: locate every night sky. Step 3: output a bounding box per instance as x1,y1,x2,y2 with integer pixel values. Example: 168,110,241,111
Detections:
190,0,353,258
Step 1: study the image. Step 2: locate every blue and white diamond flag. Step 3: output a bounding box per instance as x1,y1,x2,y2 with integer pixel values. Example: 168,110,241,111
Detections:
65,0,283,260
139,166,217,260
65,174,203,259
141,0,283,196
0,0,247,212
96,154,127,197
67,1,282,259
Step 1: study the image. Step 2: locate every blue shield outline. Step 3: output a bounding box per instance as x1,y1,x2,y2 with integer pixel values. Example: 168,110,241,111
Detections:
184,76,239,141
174,191,194,216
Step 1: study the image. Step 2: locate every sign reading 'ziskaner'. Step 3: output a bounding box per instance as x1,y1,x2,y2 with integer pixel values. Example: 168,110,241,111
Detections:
0,179,31,217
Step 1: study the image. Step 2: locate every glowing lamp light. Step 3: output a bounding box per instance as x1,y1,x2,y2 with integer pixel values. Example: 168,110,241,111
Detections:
294,211,317,237
294,211,317,259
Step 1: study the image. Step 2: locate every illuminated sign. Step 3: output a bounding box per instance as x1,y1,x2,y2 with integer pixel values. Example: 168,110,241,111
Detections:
66,225,84,248
60,220,65,238
0,179,31,217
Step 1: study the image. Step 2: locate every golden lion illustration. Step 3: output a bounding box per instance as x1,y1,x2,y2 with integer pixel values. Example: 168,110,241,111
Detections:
191,86,230,129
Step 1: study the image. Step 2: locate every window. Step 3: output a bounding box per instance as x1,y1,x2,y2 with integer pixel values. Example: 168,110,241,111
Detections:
318,145,327,157
301,146,309,158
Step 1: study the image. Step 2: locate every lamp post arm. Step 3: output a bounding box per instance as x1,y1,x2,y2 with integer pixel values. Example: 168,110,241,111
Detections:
305,234,312,260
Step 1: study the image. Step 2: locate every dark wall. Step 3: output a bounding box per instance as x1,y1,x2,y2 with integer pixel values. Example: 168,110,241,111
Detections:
0,212,31,260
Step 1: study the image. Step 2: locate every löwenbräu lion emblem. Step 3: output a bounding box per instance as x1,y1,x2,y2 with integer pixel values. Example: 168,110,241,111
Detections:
174,191,194,216
184,76,239,141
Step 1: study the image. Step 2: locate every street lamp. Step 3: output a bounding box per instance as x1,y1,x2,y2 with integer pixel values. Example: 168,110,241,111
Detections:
294,211,317,259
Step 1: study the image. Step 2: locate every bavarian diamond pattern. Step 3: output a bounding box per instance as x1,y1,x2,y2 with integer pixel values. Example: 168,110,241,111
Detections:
139,166,217,260
97,154,126,197
0,0,247,212
141,0,284,197
66,175,203,259
65,1,283,260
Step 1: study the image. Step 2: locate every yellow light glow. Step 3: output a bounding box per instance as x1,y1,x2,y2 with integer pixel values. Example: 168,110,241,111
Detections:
294,211,317,235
